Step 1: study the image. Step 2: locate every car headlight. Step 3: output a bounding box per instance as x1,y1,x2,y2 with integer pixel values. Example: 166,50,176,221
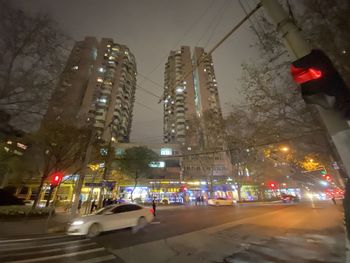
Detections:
71,220,84,226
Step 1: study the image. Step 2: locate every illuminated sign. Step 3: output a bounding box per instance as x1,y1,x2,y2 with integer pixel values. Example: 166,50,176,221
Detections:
160,148,172,156
149,161,165,168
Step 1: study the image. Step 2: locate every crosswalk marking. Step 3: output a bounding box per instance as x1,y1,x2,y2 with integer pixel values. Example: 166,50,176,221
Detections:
0,238,90,252
0,235,117,263
6,247,105,263
77,255,117,263
0,235,67,244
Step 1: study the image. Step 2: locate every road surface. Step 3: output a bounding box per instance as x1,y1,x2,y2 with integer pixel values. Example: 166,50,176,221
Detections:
0,201,345,263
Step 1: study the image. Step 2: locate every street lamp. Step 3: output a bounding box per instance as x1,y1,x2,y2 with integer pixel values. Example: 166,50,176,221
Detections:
280,146,289,152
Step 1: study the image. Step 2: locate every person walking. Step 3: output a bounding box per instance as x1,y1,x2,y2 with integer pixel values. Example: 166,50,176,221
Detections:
90,200,97,213
78,199,82,213
332,196,336,205
152,198,157,217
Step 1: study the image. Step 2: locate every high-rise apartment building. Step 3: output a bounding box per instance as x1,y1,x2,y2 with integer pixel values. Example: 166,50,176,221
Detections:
163,46,222,145
45,37,137,142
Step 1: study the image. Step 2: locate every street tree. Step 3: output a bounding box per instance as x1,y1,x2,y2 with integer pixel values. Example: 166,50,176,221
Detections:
293,0,350,85
116,146,158,201
0,2,68,131
182,110,226,195
23,120,92,208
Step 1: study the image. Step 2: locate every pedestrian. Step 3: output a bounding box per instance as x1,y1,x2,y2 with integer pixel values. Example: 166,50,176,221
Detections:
152,198,156,217
78,199,82,213
332,196,336,205
200,196,204,205
91,200,97,213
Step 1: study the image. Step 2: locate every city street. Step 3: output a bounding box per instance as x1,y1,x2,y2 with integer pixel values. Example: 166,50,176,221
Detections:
0,201,345,263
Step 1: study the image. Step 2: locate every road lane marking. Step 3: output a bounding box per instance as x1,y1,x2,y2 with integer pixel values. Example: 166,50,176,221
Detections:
150,221,161,224
5,247,105,263
77,255,116,263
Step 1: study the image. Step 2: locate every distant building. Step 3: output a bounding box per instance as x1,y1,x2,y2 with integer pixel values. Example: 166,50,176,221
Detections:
163,46,223,146
45,37,137,142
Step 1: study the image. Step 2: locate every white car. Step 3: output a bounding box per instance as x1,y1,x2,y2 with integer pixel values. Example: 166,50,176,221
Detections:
208,197,236,206
67,203,154,237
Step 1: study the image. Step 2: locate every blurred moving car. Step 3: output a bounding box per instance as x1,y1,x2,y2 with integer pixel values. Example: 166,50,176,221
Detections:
67,203,154,237
208,197,235,206
281,194,299,203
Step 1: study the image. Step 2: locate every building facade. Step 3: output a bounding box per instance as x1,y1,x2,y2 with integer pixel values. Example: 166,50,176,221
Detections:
45,37,137,142
163,46,222,146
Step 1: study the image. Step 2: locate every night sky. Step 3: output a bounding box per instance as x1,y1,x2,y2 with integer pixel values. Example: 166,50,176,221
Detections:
15,0,260,143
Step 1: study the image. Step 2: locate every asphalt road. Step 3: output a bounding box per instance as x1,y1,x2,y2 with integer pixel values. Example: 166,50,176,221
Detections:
0,201,344,263
93,203,294,249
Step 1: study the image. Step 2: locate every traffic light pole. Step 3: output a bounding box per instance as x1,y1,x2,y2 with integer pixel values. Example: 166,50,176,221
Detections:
262,0,350,177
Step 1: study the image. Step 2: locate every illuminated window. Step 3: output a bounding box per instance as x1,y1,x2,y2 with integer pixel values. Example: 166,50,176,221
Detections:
115,148,124,156
160,148,172,156
98,97,107,104
176,87,183,93
72,66,79,70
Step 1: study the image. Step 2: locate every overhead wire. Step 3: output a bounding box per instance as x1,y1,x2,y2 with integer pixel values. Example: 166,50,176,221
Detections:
140,0,217,80
134,101,161,113
238,0,265,47
195,0,230,47
158,1,263,103
136,83,161,99
203,0,233,49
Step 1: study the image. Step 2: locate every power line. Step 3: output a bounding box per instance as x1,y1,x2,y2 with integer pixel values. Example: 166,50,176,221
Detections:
238,0,264,46
134,101,161,113
195,0,230,47
158,1,263,103
203,0,232,49
138,72,163,89
141,0,217,80
136,83,161,99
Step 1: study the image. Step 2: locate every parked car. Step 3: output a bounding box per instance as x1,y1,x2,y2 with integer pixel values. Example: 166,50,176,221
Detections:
0,189,24,206
67,203,154,237
208,197,236,206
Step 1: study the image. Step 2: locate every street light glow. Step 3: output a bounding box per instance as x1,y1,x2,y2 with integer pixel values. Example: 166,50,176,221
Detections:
280,146,289,152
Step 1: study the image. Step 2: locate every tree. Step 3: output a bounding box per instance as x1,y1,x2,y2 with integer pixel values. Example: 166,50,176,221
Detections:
116,146,158,201
0,2,68,131
293,0,350,85
182,110,227,195
22,120,91,208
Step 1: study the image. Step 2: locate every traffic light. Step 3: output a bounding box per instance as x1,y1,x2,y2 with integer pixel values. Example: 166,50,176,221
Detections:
291,49,350,118
269,182,277,189
50,171,63,186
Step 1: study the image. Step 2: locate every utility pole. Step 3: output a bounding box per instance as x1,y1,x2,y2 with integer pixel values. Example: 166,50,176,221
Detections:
262,0,350,177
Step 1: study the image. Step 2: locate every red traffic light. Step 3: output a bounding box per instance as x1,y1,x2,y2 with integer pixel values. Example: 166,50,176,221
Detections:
291,65,322,84
50,171,64,186
269,183,276,188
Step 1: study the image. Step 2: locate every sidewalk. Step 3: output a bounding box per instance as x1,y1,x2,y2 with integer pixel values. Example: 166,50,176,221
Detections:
0,212,70,238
